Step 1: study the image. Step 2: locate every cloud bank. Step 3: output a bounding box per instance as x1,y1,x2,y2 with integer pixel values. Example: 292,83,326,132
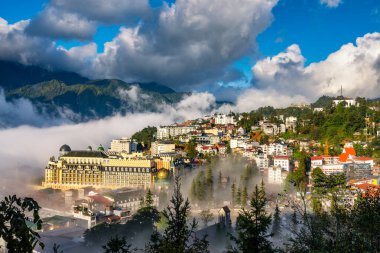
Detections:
235,32,380,109
0,0,278,90
0,92,217,191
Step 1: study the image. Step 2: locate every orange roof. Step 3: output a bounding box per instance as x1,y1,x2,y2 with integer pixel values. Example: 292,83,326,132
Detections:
355,183,377,191
339,147,356,163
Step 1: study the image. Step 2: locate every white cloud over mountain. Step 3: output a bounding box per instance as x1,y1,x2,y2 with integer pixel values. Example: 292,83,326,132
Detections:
26,6,97,40
0,0,278,89
0,0,379,108
234,32,380,110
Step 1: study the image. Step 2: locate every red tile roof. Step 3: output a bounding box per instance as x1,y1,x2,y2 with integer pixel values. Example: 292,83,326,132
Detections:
311,155,324,160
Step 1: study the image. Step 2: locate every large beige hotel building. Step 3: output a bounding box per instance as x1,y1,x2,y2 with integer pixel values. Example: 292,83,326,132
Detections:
43,144,157,190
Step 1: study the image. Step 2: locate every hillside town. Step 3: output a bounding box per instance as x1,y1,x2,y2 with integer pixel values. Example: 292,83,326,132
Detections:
5,97,370,251
7,97,374,252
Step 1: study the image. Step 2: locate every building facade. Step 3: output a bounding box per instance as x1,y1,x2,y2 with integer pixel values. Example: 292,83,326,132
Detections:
43,145,155,190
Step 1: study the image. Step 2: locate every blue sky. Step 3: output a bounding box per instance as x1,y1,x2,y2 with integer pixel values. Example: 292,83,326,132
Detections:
0,0,380,101
3,0,379,64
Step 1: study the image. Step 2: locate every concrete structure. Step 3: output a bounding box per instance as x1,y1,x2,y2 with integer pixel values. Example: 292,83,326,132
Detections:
109,137,137,153
273,156,290,171
157,125,196,139
43,145,155,190
268,166,288,184
255,154,269,170
214,114,235,125
150,141,175,156
333,96,357,107
285,117,297,132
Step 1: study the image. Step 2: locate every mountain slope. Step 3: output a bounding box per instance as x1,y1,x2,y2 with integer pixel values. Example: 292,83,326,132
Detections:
0,60,89,90
6,79,187,120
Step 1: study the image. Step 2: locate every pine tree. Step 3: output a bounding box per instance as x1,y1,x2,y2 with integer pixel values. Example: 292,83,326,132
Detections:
146,176,209,253
242,186,248,207
231,182,236,205
236,187,242,206
229,184,273,253
272,204,281,237
190,179,197,201
145,189,154,207
206,166,214,201
218,170,222,188
206,166,213,185
102,236,133,253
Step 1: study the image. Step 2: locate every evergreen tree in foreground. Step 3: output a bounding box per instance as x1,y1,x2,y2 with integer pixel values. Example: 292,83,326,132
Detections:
271,204,281,237
229,182,273,253
146,176,209,253
102,236,134,253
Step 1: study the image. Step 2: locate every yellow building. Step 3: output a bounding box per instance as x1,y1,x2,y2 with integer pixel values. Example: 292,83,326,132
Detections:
43,145,155,190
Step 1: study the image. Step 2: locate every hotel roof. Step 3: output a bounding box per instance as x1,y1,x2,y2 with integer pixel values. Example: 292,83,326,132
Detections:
61,150,109,158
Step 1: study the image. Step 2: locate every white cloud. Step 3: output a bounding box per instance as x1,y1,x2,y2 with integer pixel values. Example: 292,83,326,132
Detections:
84,0,278,87
0,0,278,90
51,0,151,24
320,0,342,8
233,32,380,112
0,18,97,72
26,6,97,40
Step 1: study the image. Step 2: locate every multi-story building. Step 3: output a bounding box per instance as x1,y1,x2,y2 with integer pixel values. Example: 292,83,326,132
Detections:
273,156,290,171
43,145,155,190
214,114,235,125
255,154,269,170
156,125,196,139
230,137,250,149
268,166,288,185
150,141,176,156
109,137,137,153
260,143,288,156
285,117,297,132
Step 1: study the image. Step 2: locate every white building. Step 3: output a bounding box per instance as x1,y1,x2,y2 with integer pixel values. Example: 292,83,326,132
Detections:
230,137,250,149
285,117,297,131
268,166,287,185
214,114,236,125
109,138,137,153
255,154,269,169
333,97,357,107
260,143,288,156
157,125,196,139
261,123,278,136
150,141,176,156
273,156,290,171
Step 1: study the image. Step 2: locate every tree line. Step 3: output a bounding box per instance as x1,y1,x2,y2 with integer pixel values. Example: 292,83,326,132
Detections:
3,174,380,252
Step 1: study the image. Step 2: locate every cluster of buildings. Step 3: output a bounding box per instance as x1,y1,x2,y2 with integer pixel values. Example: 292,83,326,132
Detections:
309,143,378,190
